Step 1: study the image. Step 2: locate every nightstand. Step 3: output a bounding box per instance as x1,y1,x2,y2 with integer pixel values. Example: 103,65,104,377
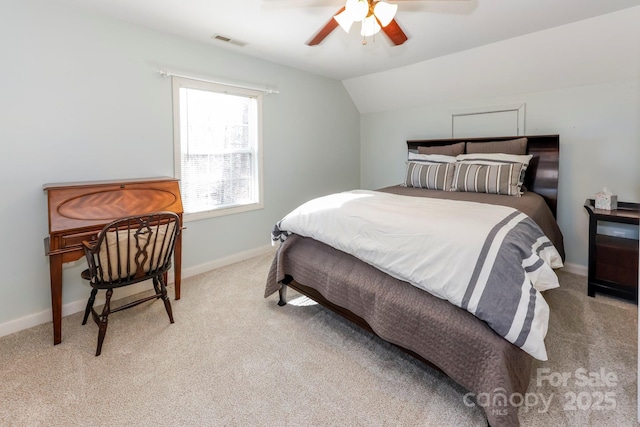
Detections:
584,199,639,301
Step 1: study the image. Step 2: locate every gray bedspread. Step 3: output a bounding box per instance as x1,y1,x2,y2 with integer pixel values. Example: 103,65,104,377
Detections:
264,188,565,426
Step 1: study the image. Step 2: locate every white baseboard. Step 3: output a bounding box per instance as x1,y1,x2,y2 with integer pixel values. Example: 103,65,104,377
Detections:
0,244,276,339
559,262,588,277
180,244,276,279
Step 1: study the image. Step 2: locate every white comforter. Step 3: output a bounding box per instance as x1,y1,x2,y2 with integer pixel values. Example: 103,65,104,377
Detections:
272,190,563,360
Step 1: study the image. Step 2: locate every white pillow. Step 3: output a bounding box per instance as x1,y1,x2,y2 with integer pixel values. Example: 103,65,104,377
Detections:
456,153,533,166
408,152,457,163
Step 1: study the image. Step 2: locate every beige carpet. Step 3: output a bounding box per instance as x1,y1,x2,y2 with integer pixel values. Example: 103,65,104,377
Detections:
0,253,637,426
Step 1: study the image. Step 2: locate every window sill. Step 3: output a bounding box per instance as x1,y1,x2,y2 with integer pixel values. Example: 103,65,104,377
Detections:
183,202,264,222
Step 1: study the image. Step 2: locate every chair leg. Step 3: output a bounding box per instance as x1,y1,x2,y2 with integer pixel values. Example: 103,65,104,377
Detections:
95,288,113,357
155,276,174,324
82,288,98,325
152,277,161,295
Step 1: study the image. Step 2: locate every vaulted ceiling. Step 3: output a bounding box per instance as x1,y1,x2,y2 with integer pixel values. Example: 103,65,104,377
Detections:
59,0,640,80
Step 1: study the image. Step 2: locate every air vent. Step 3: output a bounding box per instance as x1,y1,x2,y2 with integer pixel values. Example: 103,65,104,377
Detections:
211,34,247,47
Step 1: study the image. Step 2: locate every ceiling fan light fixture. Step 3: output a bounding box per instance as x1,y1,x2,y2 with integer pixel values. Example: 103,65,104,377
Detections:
373,1,398,27
334,10,355,33
345,0,368,22
313,0,406,46
361,14,381,37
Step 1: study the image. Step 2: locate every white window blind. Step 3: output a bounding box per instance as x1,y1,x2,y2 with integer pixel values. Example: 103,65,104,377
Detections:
172,77,263,220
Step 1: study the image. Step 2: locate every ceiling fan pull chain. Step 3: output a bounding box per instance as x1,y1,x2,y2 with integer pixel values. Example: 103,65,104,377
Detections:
362,19,367,45
362,26,377,45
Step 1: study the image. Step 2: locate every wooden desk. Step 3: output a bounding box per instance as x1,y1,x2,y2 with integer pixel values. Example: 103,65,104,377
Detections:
44,177,184,345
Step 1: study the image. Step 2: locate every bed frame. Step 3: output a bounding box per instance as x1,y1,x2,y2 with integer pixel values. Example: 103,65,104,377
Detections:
276,135,560,426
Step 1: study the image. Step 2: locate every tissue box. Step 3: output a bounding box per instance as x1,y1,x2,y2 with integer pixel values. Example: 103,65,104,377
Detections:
595,193,618,210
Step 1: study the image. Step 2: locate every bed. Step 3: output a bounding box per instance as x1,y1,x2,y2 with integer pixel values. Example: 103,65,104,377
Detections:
264,135,564,427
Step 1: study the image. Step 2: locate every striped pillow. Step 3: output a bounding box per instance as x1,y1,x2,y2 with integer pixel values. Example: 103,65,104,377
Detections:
404,161,455,191
452,162,525,196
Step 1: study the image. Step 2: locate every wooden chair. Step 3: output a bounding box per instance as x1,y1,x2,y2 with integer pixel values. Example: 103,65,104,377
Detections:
80,212,181,356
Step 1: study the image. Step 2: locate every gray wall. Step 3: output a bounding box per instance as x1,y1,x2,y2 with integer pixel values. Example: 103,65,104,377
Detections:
0,1,360,326
345,7,640,271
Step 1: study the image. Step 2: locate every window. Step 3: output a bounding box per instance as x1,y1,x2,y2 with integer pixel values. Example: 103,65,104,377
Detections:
172,77,263,221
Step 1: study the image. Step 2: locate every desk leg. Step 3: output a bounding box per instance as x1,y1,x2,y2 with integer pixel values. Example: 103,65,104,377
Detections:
49,253,63,345
174,233,182,300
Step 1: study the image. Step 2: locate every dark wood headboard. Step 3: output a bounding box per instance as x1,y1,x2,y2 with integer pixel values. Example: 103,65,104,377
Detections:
406,135,560,218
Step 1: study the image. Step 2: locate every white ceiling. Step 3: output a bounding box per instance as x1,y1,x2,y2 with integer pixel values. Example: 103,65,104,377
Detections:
59,0,640,80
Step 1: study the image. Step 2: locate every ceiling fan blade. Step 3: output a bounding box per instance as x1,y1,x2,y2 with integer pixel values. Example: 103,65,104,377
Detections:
382,19,408,45
307,7,345,46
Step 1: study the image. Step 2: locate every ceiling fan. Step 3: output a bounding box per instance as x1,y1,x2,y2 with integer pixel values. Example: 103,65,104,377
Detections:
307,0,465,46
308,0,405,46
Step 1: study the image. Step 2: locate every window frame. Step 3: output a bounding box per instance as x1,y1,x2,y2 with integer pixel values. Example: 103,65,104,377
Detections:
172,76,264,222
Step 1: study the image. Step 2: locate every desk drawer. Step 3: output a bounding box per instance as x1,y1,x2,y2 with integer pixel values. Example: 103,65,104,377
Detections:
61,231,99,248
